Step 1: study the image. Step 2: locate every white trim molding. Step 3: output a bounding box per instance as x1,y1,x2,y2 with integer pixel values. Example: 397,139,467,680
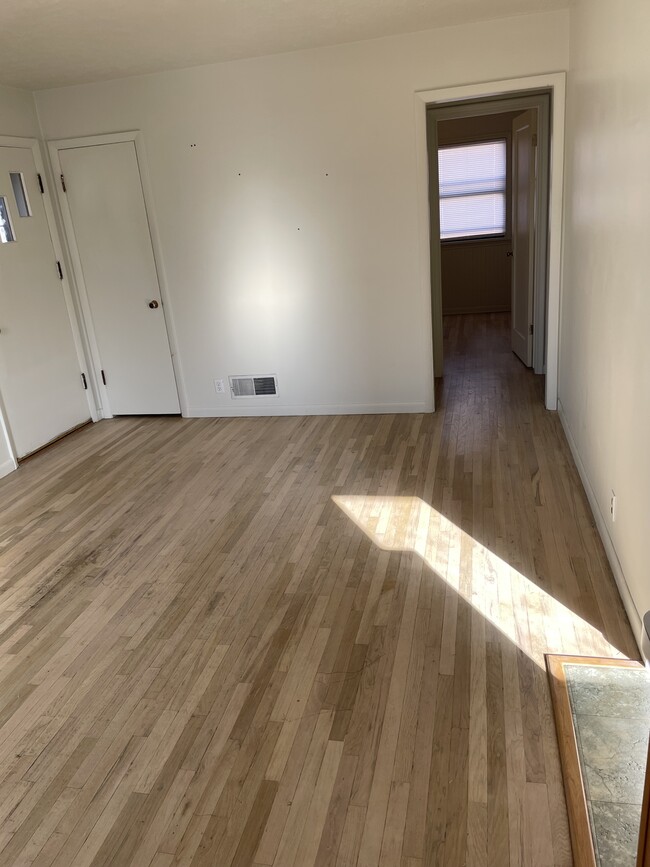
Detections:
0,458,17,480
414,72,567,411
0,379,17,477
188,402,430,418
558,399,643,658
0,355,17,477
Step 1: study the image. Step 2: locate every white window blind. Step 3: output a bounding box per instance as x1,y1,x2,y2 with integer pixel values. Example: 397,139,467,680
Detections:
438,140,507,240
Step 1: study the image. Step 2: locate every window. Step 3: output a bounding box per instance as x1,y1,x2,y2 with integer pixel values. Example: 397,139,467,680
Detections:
438,139,507,240
10,173,31,218
0,197,15,243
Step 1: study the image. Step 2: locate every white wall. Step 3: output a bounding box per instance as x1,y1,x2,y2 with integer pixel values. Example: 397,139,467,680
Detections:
559,0,650,636
0,84,41,477
35,11,569,417
0,84,40,138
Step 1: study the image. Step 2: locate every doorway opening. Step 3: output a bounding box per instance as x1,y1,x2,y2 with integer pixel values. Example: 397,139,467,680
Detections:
427,91,551,403
49,132,183,419
415,73,566,412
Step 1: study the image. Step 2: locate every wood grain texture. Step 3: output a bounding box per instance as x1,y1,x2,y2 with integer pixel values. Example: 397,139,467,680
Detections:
0,312,638,866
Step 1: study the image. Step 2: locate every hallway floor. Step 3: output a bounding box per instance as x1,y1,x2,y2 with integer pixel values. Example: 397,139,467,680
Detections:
0,312,638,866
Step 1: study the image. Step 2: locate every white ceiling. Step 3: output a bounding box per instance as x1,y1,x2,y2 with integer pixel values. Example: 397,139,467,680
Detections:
1,0,568,91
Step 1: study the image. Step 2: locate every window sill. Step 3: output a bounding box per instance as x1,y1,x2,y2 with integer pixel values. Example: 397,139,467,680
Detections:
440,234,510,247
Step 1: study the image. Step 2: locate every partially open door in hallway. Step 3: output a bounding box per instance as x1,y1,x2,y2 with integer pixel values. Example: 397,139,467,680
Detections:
511,109,537,366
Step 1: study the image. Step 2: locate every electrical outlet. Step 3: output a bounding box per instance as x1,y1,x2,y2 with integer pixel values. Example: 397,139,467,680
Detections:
214,379,225,394
610,491,617,522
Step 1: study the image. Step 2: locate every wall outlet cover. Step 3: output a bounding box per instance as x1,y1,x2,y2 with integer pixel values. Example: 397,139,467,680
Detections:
214,379,225,394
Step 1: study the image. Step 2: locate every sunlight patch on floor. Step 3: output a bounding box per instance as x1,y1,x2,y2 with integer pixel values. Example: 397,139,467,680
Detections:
333,495,625,664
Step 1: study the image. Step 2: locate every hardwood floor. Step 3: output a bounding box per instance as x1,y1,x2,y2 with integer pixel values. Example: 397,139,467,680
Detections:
0,312,638,866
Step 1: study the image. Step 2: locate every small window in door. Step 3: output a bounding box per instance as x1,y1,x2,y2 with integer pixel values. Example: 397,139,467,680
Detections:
438,139,507,240
0,197,16,243
10,173,31,218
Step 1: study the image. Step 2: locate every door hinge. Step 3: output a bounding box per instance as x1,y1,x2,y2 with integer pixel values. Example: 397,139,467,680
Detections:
529,323,534,335
37,173,45,194
101,370,107,386
60,173,67,192
81,372,88,390
532,133,538,148
56,261,64,280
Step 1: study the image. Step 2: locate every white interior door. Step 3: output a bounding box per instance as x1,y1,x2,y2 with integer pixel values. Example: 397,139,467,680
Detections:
0,144,90,458
58,141,179,416
511,109,538,366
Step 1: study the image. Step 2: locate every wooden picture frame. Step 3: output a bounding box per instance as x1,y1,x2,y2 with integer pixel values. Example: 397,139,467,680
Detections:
638,739,650,867
545,654,645,867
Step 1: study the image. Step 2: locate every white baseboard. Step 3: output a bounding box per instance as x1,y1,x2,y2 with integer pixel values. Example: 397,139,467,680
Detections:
0,458,17,479
557,399,643,656
186,401,433,418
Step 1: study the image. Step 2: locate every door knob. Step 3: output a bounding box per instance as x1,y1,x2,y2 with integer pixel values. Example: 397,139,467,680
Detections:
506,251,514,257
148,300,159,309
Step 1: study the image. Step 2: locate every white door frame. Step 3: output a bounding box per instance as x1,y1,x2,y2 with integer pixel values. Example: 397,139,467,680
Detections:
48,131,187,418
0,383,17,477
0,135,96,472
415,72,566,411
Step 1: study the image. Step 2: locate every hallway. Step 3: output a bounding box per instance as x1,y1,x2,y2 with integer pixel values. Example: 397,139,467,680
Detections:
0,313,638,866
